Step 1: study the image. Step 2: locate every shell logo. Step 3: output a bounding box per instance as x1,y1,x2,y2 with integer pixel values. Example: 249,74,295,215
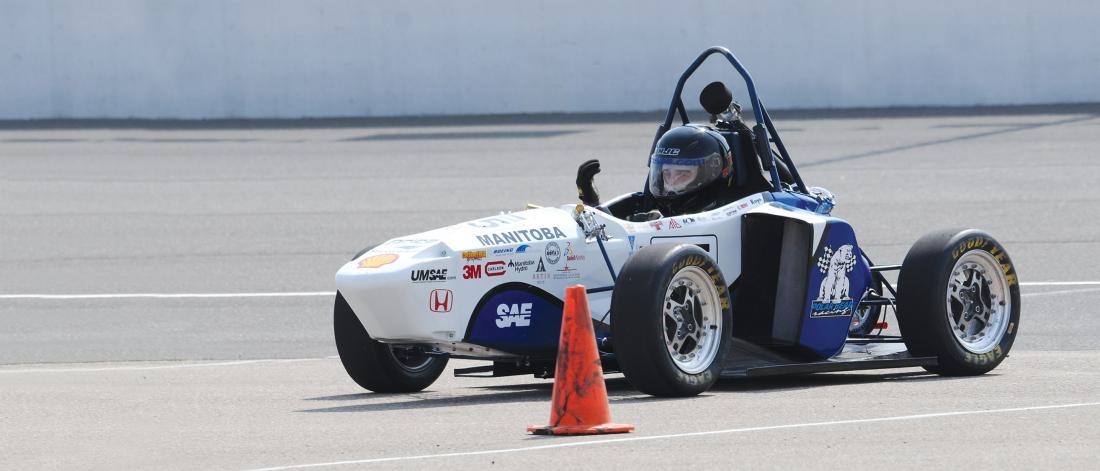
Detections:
358,253,399,269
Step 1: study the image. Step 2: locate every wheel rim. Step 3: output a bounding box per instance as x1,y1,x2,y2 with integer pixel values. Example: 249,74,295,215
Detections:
851,300,876,330
387,347,435,373
662,266,723,374
945,251,1011,354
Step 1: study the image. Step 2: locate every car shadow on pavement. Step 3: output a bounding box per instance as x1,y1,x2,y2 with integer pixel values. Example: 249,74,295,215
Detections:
298,372,980,413
297,376,645,413
708,370,981,394
297,387,548,413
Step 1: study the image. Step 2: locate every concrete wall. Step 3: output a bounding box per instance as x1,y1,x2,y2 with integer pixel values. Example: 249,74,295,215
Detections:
2,0,1098,119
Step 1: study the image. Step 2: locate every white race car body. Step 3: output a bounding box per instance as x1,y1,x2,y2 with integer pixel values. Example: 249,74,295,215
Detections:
335,190,871,361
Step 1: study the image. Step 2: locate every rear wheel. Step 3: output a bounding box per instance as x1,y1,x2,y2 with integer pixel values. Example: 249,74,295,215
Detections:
896,229,1020,375
334,293,448,392
612,244,732,397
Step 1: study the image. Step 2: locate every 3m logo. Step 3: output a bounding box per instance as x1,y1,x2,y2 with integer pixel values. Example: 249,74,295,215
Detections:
495,303,532,327
429,289,453,313
462,264,482,279
485,260,507,277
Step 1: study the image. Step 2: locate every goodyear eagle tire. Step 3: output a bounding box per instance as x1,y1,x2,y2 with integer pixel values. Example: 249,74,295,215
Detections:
896,229,1020,375
611,244,733,397
334,292,448,393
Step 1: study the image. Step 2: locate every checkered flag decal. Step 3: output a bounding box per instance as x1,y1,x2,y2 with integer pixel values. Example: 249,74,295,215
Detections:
817,244,856,274
817,246,834,274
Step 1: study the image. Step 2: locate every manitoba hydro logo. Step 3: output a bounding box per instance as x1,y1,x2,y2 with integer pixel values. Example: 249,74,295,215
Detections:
811,244,857,318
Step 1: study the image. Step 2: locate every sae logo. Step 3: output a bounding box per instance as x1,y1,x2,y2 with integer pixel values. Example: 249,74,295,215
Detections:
495,303,532,328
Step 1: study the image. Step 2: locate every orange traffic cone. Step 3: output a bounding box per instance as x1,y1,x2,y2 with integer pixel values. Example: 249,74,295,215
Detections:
528,285,634,435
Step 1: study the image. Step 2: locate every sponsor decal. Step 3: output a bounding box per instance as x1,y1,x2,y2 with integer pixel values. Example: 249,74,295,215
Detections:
485,260,507,277
654,147,680,156
532,257,550,282
495,302,532,328
462,264,483,279
650,220,663,231
724,206,744,217
811,244,857,318
668,219,682,229
719,196,765,219
544,242,562,265
628,235,636,254
624,223,637,234
507,258,537,273
476,227,569,246
555,244,581,279
491,244,530,256
467,213,527,229
461,250,487,261
552,266,581,280
358,253,398,269
429,289,453,313
564,242,585,262
680,217,697,225
410,268,451,283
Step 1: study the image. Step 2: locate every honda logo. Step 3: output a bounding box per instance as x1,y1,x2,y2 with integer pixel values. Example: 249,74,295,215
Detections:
429,289,453,313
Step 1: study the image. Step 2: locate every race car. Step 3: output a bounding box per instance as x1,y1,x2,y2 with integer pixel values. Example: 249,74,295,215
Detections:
333,46,1021,397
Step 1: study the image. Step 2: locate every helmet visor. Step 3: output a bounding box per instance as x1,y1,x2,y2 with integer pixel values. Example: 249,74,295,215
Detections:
648,153,725,198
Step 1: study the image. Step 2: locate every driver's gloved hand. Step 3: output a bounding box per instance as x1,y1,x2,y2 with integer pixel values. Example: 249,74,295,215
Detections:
627,210,663,222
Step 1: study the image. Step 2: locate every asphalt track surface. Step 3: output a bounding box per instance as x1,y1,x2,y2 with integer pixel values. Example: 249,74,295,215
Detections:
3,106,1099,469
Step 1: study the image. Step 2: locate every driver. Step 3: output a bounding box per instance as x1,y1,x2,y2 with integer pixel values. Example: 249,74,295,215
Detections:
638,124,735,219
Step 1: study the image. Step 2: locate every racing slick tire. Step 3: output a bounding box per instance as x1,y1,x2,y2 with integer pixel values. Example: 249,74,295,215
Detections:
334,292,448,393
896,229,1020,376
611,244,733,397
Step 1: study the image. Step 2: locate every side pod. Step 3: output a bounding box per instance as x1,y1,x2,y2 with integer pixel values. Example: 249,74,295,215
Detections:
733,211,871,358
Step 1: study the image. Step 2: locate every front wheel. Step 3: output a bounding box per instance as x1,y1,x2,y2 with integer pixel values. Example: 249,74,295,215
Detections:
611,244,733,397
334,293,448,392
896,229,1020,375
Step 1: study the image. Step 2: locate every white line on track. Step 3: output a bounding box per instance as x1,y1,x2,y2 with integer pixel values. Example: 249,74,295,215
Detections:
0,357,333,374
243,401,1100,471
1021,287,1100,297
0,282,1097,300
1020,281,1100,286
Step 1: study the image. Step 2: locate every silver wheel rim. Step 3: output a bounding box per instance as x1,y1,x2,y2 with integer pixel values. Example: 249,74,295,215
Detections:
388,347,434,373
946,251,1011,354
662,266,723,374
851,299,876,330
